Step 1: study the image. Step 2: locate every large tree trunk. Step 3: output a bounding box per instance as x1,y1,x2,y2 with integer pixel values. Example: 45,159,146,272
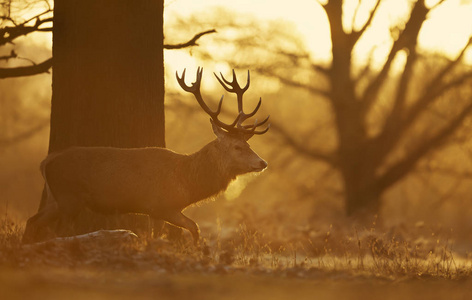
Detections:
341,165,381,216
325,0,381,217
50,0,164,152
23,0,165,242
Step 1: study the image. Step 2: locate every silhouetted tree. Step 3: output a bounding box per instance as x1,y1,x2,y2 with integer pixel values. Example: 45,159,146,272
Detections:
0,0,52,78
178,1,472,217
312,0,472,216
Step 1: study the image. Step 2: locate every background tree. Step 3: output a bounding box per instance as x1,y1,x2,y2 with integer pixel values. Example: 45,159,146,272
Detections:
314,0,472,216
0,0,52,150
0,0,52,78
171,0,472,218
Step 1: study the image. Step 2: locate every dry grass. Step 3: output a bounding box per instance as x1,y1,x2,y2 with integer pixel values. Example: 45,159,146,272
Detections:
2,216,471,280
2,215,472,299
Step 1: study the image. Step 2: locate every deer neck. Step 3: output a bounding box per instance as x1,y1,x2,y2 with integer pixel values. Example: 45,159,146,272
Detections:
185,140,233,204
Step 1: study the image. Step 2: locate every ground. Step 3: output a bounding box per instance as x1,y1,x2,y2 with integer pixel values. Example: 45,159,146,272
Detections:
0,221,472,300
1,220,472,299
2,267,472,300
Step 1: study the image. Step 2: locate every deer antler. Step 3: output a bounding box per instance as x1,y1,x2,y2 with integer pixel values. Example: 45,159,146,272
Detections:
176,67,240,132
176,67,270,136
214,70,270,135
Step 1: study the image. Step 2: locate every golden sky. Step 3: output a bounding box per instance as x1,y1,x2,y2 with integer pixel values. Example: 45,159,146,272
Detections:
25,0,472,72
165,0,472,66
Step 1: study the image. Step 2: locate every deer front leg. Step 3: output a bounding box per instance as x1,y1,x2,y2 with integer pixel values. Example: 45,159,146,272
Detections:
160,212,200,246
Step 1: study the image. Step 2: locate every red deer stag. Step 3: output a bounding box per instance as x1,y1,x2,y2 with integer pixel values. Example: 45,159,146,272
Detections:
23,67,270,245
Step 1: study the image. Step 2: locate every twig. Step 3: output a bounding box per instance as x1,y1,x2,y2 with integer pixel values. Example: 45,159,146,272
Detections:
0,57,52,79
0,49,16,61
164,29,216,49
0,14,53,46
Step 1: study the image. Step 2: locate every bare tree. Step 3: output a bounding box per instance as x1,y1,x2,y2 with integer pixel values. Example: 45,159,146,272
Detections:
177,1,472,217
313,0,472,216
0,0,53,78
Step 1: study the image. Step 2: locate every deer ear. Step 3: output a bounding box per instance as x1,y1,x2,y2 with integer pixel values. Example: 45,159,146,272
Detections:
210,119,226,139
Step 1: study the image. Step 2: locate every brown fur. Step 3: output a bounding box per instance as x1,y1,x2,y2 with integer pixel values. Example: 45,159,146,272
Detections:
24,124,267,244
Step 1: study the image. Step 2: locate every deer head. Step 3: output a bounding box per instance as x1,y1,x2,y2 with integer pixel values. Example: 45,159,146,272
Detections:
176,67,270,174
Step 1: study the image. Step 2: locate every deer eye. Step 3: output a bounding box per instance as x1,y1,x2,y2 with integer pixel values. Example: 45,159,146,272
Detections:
234,145,243,151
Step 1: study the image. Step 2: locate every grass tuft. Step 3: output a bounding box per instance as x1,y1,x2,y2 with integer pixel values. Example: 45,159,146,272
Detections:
0,218,471,280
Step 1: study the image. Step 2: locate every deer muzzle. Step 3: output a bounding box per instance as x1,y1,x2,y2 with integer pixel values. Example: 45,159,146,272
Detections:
253,159,268,172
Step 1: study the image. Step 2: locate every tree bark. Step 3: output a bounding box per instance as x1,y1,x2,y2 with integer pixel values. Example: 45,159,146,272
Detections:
49,0,165,152
24,0,165,242
342,165,381,216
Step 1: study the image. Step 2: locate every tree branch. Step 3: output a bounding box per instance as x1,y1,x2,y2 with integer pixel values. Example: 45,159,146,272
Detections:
254,67,331,99
420,36,472,100
351,0,382,41
377,101,472,191
0,14,52,46
351,0,362,32
0,49,16,61
371,67,472,172
415,165,472,179
0,57,52,79
365,48,420,171
0,27,214,78
405,69,472,129
375,38,472,154
312,62,330,76
361,0,429,114
375,42,420,146
270,122,338,167
430,0,447,10
164,29,216,49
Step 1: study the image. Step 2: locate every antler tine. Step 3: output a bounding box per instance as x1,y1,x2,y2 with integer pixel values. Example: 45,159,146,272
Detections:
241,115,270,129
178,68,270,137
214,70,259,121
237,97,269,133
238,97,262,124
177,67,242,132
176,68,214,117
213,70,269,136
243,119,270,136
214,95,224,116
213,70,250,92
252,123,271,135
214,71,234,89
176,67,202,93
243,70,250,92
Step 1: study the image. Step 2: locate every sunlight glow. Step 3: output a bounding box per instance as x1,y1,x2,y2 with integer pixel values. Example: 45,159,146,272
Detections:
224,175,252,201
19,0,472,70
165,0,472,70
420,0,472,57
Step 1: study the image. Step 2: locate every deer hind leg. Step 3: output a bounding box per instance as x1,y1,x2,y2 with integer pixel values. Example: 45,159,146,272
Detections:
22,201,59,244
160,212,200,245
